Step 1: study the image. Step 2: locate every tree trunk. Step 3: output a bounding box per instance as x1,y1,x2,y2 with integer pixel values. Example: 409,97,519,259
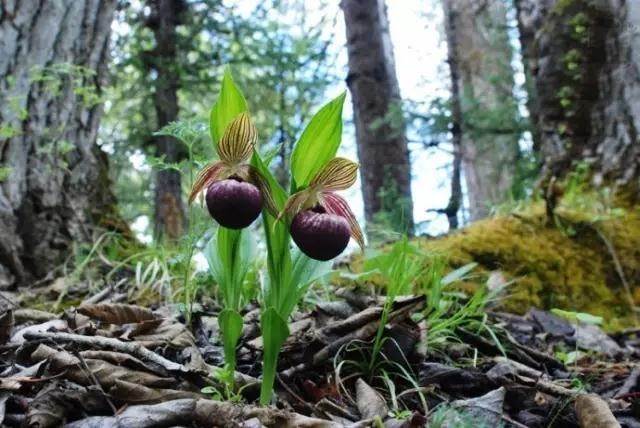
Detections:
0,0,120,288
341,0,414,234
442,0,521,221
515,0,640,191
513,0,541,153
145,0,187,241
441,0,464,230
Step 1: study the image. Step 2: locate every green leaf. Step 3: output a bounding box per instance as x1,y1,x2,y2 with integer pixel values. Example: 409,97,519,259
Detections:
205,227,254,310
441,263,478,286
210,67,248,144
551,308,603,325
251,152,291,307
218,309,244,373
259,307,290,405
290,92,346,189
280,251,330,317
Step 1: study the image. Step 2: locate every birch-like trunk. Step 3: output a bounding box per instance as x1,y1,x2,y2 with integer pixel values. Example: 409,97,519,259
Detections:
442,0,521,220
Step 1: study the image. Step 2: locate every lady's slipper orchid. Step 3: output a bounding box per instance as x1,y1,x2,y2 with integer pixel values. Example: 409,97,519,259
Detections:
280,157,364,260
189,113,275,228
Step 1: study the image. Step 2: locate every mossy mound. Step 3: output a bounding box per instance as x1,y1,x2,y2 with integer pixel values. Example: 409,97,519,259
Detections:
414,202,640,329
342,200,640,330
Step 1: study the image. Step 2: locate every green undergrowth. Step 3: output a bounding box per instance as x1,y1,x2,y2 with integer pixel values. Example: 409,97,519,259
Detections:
346,195,640,330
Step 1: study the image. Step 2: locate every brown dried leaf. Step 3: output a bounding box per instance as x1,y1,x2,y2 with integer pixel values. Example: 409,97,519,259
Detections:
0,377,22,391
575,394,621,428
134,319,195,348
109,379,202,404
32,344,175,389
26,380,111,428
79,350,165,375
77,303,157,325
355,378,388,419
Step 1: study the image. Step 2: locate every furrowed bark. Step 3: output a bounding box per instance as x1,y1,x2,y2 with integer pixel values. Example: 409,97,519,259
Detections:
145,0,187,241
341,0,414,234
515,0,640,192
0,0,121,288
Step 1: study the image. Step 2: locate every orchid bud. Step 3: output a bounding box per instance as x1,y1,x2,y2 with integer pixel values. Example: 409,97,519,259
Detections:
280,157,364,261
189,113,276,229
206,178,263,229
290,206,350,261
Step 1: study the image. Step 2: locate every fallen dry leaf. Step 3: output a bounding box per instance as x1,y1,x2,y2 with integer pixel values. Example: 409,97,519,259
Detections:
356,378,388,419
77,303,157,324
575,394,621,428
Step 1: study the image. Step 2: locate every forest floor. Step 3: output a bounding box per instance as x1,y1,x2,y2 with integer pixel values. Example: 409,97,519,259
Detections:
1,275,639,428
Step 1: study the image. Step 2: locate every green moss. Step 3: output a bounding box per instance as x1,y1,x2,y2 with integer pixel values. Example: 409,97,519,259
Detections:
343,198,640,330
415,203,640,329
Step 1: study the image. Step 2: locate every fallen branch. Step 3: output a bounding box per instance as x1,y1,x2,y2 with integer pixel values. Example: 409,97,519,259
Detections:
24,331,259,390
24,331,192,374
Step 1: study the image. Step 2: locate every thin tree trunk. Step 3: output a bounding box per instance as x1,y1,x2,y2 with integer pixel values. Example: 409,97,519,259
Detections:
516,0,640,190
145,0,187,241
341,0,414,234
513,0,541,153
442,0,521,221
0,0,120,288
443,1,464,231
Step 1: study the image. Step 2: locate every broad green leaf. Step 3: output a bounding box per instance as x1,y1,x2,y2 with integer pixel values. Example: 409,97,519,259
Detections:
290,92,346,189
210,67,248,143
205,227,254,310
251,152,291,307
205,227,253,374
280,250,330,317
218,309,244,373
551,308,603,325
251,152,287,209
259,307,290,405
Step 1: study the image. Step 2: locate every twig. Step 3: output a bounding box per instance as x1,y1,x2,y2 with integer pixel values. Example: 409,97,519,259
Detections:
615,367,640,398
73,350,118,415
0,292,18,309
276,374,313,413
595,226,638,321
501,414,530,428
23,331,190,374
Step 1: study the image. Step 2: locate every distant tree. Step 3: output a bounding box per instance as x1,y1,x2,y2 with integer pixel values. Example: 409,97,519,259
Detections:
144,0,188,242
441,6,465,230
0,0,121,288
104,0,337,235
441,0,523,221
341,0,414,235
515,0,640,191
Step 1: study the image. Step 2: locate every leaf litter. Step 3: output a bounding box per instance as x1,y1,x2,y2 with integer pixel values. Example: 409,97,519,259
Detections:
0,283,639,427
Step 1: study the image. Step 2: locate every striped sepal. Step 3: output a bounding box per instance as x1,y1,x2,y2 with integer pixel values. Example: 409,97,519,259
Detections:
310,157,358,191
188,161,227,203
216,112,258,164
